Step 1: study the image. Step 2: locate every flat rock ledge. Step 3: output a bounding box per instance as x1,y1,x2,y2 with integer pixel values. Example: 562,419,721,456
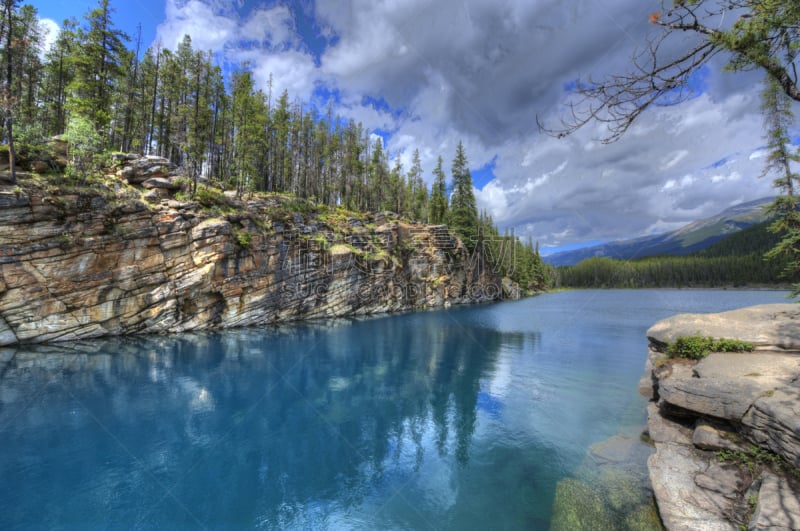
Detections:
641,304,800,531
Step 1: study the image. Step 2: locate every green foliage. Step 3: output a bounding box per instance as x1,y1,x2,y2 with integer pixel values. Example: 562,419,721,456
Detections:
63,115,101,180
764,196,800,299
408,149,428,222
312,234,329,249
283,196,317,215
233,228,252,248
172,176,192,190
448,141,479,249
712,1,800,80
556,226,791,290
429,156,448,224
667,335,754,360
759,76,800,298
716,445,782,474
475,211,549,292
668,336,715,360
15,123,46,147
194,184,226,208
66,0,129,131
699,221,782,258
714,338,756,353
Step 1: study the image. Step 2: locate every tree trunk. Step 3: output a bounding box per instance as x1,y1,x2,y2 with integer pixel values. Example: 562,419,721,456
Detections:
5,1,15,182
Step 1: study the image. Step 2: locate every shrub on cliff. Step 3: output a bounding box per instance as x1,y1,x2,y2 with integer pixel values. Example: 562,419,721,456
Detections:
667,335,754,360
63,116,101,182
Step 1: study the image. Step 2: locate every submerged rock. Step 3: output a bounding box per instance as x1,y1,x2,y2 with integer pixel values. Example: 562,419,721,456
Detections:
550,478,616,531
551,434,663,531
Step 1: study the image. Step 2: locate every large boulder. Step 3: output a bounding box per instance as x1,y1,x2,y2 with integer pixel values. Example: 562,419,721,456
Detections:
141,177,183,190
647,304,800,351
642,304,800,531
658,352,800,421
118,155,177,185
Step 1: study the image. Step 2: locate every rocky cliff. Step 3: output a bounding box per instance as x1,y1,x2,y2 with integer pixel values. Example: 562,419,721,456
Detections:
640,304,800,530
0,168,512,346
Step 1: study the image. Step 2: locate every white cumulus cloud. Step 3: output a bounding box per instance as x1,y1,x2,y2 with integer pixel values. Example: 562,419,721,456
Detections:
152,0,784,249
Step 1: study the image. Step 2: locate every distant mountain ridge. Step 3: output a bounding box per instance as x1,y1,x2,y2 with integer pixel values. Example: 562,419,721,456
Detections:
545,197,774,266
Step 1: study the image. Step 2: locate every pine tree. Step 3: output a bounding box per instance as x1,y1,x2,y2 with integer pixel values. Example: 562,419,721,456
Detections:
11,5,42,129
388,156,402,213
230,69,266,197
429,155,448,224
40,18,78,136
449,141,479,248
0,0,20,179
0,0,41,172
368,136,388,212
408,149,427,221
273,89,291,191
761,75,800,295
67,0,129,135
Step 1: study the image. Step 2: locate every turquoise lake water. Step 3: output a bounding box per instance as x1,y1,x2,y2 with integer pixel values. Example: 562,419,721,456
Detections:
0,289,792,529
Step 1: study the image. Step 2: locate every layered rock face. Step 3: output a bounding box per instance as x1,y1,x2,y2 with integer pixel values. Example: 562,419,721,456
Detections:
640,304,800,531
0,181,510,346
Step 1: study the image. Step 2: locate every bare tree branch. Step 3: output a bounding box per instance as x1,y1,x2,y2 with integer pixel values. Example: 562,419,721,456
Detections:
542,0,800,142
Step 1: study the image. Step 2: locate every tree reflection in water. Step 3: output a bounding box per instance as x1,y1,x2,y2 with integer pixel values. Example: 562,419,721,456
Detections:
0,310,537,529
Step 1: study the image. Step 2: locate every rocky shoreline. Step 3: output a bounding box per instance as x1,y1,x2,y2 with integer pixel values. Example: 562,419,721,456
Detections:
0,161,513,346
640,304,800,530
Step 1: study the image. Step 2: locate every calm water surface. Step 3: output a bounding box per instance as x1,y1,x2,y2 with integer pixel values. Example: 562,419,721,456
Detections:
0,289,791,529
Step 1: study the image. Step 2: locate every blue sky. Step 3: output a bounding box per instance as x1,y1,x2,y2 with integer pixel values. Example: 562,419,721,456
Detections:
37,0,161,47
33,0,786,254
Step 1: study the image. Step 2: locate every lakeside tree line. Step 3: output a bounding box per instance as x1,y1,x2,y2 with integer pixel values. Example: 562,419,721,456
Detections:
555,222,792,289
0,0,549,291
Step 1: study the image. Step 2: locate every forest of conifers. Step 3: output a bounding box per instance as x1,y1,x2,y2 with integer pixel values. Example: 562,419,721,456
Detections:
1,0,552,291
553,222,792,289
14,0,433,213
2,0,790,292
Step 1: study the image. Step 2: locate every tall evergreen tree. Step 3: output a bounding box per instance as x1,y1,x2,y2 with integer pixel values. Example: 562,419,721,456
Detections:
408,148,427,221
449,141,479,248
40,18,77,136
272,89,291,191
230,69,266,196
11,5,42,129
0,0,21,179
67,0,128,134
429,155,448,224
0,1,41,168
761,76,800,295
368,137,388,212
388,156,403,213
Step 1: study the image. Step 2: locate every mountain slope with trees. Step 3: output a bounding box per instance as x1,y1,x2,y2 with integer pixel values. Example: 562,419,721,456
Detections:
546,197,773,266
555,217,792,289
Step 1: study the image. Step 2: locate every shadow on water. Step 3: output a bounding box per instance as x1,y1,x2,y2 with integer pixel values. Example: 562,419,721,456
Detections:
0,311,540,529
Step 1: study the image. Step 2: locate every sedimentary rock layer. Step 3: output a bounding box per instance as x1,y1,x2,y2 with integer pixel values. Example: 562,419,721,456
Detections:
0,184,508,346
641,304,800,531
